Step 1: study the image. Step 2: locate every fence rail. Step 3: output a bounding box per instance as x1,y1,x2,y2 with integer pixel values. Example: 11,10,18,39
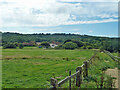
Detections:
50,52,97,88
103,50,119,62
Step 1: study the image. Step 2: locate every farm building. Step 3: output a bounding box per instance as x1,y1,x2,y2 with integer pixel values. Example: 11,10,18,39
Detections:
50,41,60,48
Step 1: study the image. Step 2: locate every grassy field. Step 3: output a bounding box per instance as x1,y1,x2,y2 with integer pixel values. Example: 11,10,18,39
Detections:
2,48,118,88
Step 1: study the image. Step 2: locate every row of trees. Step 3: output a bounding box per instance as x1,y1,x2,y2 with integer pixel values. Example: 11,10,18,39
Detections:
2,32,119,52
3,43,24,49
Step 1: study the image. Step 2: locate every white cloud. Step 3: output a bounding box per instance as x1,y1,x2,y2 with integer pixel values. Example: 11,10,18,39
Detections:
63,18,117,25
0,0,118,28
0,29,22,33
59,0,119,2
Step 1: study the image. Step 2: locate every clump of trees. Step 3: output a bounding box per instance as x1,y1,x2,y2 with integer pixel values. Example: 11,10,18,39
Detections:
40,42,50,48
3,43,17,49
60,40,93,50
63,42,78,50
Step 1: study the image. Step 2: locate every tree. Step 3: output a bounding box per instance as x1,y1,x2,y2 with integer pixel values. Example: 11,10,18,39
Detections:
63,42,78,50
19,44,24,49
64,39,72,44
72,40,84,47
3,43,17,49
40,42,50,48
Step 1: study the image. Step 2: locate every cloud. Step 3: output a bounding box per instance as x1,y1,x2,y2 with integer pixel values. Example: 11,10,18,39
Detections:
63,18,117,25
0,0,118,28
59,0,119,2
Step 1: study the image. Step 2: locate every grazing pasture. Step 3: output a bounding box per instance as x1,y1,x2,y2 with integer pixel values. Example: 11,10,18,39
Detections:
2,48,118,88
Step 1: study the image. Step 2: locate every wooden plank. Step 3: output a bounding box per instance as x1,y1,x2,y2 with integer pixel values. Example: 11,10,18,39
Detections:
104,50,118,62
79,67,82,87
58,71,79,87
81,64,84,68
76,67,80,86
69,70,71,89
83,61,88,77
50,78,58,88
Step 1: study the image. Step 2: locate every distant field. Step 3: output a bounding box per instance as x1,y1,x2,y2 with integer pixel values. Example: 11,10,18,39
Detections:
2,48,95,88
2,48,118,88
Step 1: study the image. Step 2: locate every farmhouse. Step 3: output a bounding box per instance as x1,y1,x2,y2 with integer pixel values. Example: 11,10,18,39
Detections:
50,41,60,48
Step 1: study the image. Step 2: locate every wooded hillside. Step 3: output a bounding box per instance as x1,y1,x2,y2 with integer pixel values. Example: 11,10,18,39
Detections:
2,32,119,52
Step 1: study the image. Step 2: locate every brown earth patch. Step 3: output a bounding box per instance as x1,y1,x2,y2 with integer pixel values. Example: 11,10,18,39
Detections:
105,68,119,88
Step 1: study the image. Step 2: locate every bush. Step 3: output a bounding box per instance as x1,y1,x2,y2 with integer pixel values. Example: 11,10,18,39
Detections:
63,42,78,50
100,46,104,52
72,40,84,47
19,44,24,49
40,42,50,48
87,46,92,49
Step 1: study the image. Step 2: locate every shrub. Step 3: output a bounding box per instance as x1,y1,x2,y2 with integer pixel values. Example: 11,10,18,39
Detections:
87,46,92,49
63,42,78,50
40,42,50,48
19,44,24,49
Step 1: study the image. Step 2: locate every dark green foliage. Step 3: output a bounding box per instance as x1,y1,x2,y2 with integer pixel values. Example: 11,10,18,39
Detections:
3,43,17,49
86,46,92,49
19,44,24,49
72,40,84,47
63,42,78,50
2,32,118,52
63,39,72,44
40,42,50,48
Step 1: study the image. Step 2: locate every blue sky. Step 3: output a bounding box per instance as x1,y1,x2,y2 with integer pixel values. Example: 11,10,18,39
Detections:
0,0,118,37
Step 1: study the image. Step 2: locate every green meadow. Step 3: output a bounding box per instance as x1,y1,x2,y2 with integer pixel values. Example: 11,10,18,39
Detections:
2,48,118,88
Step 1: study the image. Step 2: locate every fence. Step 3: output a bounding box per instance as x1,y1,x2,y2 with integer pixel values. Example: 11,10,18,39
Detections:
50,52,97,88
103,50,119,62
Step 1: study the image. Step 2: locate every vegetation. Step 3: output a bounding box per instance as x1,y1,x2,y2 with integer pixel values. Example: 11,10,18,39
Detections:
19,44,24,49
2,32,119,52
3,43,17,49
2,48,94,88
40,42,50,48
1,32,119,88
2,48,118,88
63,42,78,50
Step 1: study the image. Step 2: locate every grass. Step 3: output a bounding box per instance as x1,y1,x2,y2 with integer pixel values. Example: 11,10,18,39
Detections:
80,52,118,88
58,52,118,88
2,48,95,88
2,48,118,88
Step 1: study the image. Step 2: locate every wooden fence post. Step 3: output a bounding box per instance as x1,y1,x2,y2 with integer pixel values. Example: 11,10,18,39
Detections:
69,70,71,89
76,67,81,87
83,61,88,78
83,64,85,78
79,67,82,87
51,78,58,88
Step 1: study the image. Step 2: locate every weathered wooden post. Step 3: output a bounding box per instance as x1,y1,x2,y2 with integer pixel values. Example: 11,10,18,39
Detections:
50,78,58,88
79,67,82,87
76,66,81,87
69,70,71,89
83,61,88,78
83,64,85,78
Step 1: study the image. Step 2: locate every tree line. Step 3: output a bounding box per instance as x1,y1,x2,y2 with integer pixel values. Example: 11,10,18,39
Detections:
1,32,119,52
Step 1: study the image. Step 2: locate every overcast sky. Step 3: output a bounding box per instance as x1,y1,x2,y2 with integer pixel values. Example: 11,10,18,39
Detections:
0,0,119,37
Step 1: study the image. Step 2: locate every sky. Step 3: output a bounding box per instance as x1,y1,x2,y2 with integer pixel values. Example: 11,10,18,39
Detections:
0,0,119,37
